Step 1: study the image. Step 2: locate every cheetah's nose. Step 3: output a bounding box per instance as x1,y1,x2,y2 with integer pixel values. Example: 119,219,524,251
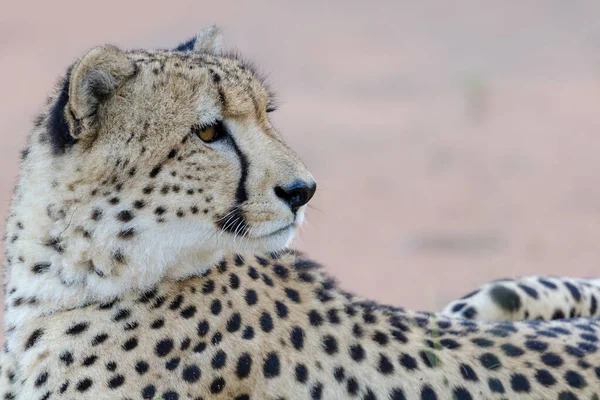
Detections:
274,180,317,213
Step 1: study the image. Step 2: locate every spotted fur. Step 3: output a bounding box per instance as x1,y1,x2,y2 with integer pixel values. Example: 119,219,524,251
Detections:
442,276,600,322
1,27,600,400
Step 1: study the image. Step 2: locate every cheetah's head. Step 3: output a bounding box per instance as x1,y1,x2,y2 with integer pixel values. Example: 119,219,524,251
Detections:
17,27,315,294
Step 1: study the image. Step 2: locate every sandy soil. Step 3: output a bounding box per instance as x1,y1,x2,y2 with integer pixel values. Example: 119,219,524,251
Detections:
2,2,600,343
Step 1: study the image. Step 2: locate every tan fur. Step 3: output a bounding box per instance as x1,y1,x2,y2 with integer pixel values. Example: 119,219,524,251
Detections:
1,27,599,400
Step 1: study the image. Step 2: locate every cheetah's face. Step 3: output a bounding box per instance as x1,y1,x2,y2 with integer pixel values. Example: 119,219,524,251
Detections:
55,28,315,262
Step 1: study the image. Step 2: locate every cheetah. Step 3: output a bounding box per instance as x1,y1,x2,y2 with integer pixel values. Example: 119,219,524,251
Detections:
441,276,600,322
1,26,599,400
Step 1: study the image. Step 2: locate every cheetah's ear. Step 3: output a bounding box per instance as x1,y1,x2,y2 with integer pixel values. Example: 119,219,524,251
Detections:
66,45,136,140
174,25,223,54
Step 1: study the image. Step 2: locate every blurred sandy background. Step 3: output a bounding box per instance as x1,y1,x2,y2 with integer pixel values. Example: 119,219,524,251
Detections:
2,1,600,331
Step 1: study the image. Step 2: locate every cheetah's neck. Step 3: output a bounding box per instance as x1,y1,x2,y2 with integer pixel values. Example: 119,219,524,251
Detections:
3,138,222,329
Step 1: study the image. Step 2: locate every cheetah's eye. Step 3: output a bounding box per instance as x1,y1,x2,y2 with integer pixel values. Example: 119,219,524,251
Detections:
192,123,221,143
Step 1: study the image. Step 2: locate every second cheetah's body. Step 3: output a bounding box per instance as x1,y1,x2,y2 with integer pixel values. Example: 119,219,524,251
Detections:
1,27,599,400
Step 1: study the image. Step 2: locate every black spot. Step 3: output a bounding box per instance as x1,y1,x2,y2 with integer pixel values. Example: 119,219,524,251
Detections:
229,273,240,289
247,266,259,279
349,344,366,361
141,385,156,399
501,343,524,357
245,289,258,305
182,364,201,383
275,301,289,318
76,378,93,392
135,361,149,375
263,352,280,378
453,387,472,400
564,370,587,388
32,262,51,274
460,364,478,381
211,350,227,369
236,353,252,379
113,308,131,322
539,278,558,289
510,373,530,392
327,308,341,324
525,339,548,352
308,310,324,326
60,351,74,366
535,369,557,386
399,353,418,370
565,345,585,358
420,350,441,368
149,165,162,178
564,282,582,302
108,374,125,389
290,326,305,350
552,309,566,320
180,305,197,319
346,377,359,395
242,326,255,340
322,335,338,354
490,285,521,312
210,377,226,394
479,353,501,370
462,307,477,319
558,392,578,400
518,284,539,299
420,385,438,400
378,354,394,374
227,313,242,333
373,331,389,346
273,264,289,279
211,299,222,315
193,342,206,353
201,279,215,294
35,371,49,387
295,363,308,383
285,287,301,303
122,337,138,351
590,295,598,315
542,352,564,367
116,210,134,222
440,338,461,349
162,392,179,400
197,320,210,337
234,254,245,266
310,382,324,399
66,322,89,335
260,312,274,332
25,329,44,349
212,332,223,345
155,338,174,357
488,377,505,393
113,250,126,264
59,381,70,394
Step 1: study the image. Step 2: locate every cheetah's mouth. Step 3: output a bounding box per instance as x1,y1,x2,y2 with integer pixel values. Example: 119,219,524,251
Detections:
252,223,295,239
